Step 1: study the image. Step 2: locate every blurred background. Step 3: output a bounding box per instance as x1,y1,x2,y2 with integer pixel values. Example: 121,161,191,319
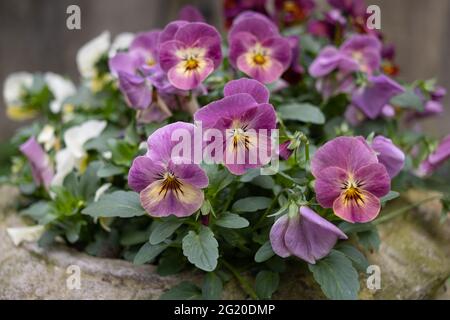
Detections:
1,0,449,143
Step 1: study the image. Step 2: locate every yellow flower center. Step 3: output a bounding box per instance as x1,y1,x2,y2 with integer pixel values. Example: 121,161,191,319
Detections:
146,57,156,67
342,180,365,205
185,57,200,71
159,172,183,197
252,53,267,66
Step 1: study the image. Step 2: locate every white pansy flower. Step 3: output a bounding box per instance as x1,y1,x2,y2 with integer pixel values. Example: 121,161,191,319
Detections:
108,32,134,58
37,125,56,151
76,31,111,78
3,72,33,106
7,225,46,246
52,120,107,186
44,72,76,113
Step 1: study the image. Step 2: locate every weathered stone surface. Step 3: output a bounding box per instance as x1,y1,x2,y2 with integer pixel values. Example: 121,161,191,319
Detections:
0,186,449,300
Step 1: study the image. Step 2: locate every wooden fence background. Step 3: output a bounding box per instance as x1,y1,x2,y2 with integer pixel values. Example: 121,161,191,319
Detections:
0,0,449,141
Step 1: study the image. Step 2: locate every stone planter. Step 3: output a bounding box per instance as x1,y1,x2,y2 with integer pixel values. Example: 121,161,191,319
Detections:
0,187,449,300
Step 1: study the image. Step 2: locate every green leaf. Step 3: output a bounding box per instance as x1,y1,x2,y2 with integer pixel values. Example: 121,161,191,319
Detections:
380,191,400,204
232,197,272,212
81,191,145,218
202,273,223,300
78,161,101,201
133,242,168,265
358,228,381,252
97,163,125,178
203,164,234,196
255,271,279,299
21,201,55,224
160,282,202,300
255,241,275,263
149,219,184,245
215,213,249,229
390,88,424,111
308,250,360,300
182,226,219,272
157,249,186,276
336,244,369,272
278,103,325,124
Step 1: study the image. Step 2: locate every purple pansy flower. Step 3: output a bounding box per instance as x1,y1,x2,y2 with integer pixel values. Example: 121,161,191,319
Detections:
409,86,447,120
228,12,292,84
270,206,348,264
312,136,391,223
307,9,346,41
159,21,222,90
279,141,294,160
20,137,54,190
371,135,405,178
352,74,404,119
128,122,208,217
194,78,276,175
178,5,206,22
419,135,450,176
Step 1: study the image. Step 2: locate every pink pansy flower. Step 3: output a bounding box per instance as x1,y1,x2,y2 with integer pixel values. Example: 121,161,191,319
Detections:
194,78,276,175
228,12,292,84
128,122,209,217
20,137,54,190
270,206,348,264
159,21,222,90
311,136,391,223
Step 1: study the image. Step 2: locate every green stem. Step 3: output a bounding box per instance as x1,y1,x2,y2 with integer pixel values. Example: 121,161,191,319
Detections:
374,195,441,226
252,191,283,230
221,260,258,300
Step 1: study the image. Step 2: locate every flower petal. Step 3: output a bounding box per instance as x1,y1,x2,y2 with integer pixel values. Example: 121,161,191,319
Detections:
269,215,291,258
223,78,269,104
314,166,348,208
237,54,285,84
333,189,381,223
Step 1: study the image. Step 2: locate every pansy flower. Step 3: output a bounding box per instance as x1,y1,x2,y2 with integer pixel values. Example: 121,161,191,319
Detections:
312,136,391,223
128,122,209,217
228,12,292,84
20,137,54,190
223,0,269,29
270,206,348,264
194,78,276,175
159,21,222,90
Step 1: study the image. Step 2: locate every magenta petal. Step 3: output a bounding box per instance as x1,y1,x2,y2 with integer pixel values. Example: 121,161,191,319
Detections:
309,46,344,77
223,78,269,104
168,160,209,188
140,179,204,217
20,137,54,189
117,72,152,110
333,190,381,223
229,32,259,67
371,136,405,178
352,75,404,119
262,37,292,70
311,136,378,177
419,135,450,175
354,163,391,198
284,206,347,264
194,93,258,128
167,58,214,90
269,215,291,258
128,156,165,193
159,40,187,72
315,166,348,208
159,21,188,44
237,54,285,84
109,52,143,77
229,12,279,41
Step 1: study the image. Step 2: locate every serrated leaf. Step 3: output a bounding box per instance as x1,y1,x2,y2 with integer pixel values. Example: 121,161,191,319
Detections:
202,273,223,300
149,219,184,245
160,282,202,300
182,226,219,272
232,197,271,212
215,213,249,229
81,191,145,218
336,244,369,272
308,250,360,300
255,241,275,263
133,242,168,265
278,103,325,124
255,271,279,299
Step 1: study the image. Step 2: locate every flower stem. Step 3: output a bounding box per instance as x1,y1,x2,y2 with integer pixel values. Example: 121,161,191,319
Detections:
221,259,258,300
374,195,441,226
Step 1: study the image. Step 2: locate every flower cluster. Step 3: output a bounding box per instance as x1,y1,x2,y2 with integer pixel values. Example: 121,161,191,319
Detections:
3,0,449,301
